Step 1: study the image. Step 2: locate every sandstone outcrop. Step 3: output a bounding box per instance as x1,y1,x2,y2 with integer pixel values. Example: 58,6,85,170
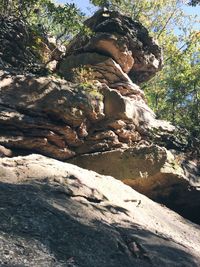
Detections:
0,8,200,234
0,10,179,160
0,154,200,267
56,9,199,223
0,68,158,159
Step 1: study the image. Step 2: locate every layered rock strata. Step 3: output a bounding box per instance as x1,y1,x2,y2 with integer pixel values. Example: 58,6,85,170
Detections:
0,10,178,160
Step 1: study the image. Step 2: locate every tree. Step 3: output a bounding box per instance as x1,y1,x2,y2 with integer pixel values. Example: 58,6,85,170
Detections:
0,0,85,44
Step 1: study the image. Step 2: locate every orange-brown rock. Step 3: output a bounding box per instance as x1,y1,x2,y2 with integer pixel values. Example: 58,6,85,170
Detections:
84,32,134,73
115,128,141,143
108,119,126,130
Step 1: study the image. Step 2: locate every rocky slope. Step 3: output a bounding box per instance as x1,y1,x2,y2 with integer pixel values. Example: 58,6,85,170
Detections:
0,154,200,267
0,9,200,266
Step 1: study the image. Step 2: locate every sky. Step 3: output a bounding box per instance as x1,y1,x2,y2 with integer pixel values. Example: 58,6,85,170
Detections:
58,0,96,14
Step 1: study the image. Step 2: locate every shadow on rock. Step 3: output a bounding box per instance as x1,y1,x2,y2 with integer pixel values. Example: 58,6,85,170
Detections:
0,181,199,267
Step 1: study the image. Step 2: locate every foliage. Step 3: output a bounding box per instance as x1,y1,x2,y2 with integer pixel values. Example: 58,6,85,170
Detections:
79,83,104,102
0,0,85,44
0,0,87,72
144,38,200,136
72,67,97,83
73,66,104,103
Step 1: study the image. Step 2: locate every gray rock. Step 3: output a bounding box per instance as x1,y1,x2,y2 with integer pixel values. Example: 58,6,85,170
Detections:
69,144,200,224
0,154,200,267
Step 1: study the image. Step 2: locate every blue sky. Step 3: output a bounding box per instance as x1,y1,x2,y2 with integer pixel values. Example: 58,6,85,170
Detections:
58,0,96,14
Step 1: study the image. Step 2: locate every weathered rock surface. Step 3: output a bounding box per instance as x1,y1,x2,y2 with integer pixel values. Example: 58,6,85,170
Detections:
0,10,187,161
59,9,163,84
0,11,175,163
58,52,133,86
69,144,200,224
0,154,200,267
57,9,200,224
0,73,106,159
0,71,159,159
58,9,164,154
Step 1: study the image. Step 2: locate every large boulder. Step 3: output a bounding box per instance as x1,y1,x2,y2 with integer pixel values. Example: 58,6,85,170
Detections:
0,154,200,267
57,52,133,86
0,73,107,159
0,10,174,161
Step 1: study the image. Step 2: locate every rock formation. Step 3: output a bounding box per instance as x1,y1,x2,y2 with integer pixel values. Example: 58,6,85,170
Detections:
0,10,179,160
0,9,200,265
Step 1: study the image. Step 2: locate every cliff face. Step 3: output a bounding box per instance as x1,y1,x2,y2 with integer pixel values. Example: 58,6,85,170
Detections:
0,10,180,159
0,9,200,266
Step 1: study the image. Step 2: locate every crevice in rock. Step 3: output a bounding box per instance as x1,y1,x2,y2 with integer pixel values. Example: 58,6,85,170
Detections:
71,195,102,203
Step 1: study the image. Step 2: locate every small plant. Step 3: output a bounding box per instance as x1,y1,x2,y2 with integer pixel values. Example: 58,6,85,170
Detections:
72,66,96,84
79,82,103,102
72,66,103,101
